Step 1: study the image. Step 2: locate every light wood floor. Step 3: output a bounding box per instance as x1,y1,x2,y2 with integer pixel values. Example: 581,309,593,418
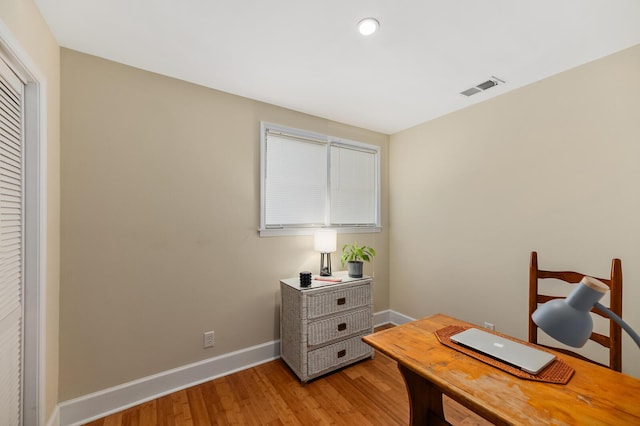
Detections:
86,327,491,425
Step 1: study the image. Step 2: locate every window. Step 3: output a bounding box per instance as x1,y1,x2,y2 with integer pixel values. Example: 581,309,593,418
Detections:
260,122,380,236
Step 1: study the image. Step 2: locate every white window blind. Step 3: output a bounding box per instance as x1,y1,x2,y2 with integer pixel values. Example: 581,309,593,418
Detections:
0,57,24,426
265,134,327,226
330,144,377,225
260,122,380,235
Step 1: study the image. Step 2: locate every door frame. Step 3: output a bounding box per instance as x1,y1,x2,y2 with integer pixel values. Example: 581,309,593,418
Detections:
0,21,49,426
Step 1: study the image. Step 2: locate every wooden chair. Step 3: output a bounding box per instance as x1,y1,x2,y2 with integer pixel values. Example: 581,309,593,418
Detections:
529,251,623,371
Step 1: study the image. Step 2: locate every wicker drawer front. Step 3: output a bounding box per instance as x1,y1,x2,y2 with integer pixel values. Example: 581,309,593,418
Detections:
307,334,373,377
307,283,371,319
307,308,372,347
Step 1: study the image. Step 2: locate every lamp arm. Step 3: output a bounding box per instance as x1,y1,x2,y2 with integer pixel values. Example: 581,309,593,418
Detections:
595,302,640,349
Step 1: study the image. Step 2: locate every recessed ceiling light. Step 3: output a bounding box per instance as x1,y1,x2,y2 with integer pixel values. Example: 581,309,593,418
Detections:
358,18,379,36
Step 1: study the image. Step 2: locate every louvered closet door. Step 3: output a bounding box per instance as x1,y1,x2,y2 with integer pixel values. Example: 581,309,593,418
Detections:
0,57,24,426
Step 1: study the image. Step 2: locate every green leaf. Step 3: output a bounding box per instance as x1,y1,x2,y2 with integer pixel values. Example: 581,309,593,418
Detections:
340,242,376,265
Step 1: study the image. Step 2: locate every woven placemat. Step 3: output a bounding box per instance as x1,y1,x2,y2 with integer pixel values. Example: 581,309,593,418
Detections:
435,325,574,384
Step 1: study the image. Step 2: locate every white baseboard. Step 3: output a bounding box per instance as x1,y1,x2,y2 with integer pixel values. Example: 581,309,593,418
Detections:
389,310,416,325
58,340,281,425
57,310,408,425
374,309,415,326
45,405,60,426
373,309,393,325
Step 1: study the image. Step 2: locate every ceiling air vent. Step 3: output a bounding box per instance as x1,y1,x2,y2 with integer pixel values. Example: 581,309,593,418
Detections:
460,76,505,97
460,87,482,97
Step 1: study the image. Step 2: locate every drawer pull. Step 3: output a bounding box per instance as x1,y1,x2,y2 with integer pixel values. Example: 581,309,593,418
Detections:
337,297,346,305
337,349,346,358
337,323,347,331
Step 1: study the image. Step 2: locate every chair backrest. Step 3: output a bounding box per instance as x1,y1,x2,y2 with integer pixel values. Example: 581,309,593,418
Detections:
528,251,622,372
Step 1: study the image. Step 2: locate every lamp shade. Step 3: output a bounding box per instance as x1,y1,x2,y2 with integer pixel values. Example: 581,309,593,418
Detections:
314,230,337,253
532,276,608,348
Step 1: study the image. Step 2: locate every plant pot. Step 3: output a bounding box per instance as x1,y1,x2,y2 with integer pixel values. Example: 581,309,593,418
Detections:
347,261,363,278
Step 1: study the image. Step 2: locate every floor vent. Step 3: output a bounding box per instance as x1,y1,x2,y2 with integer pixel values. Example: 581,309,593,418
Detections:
460,76,505,97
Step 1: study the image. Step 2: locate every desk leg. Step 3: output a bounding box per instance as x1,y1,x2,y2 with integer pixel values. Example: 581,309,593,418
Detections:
398,364,450,426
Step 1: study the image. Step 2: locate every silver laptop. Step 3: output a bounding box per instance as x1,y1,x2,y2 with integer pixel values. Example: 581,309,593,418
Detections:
450,328,556,374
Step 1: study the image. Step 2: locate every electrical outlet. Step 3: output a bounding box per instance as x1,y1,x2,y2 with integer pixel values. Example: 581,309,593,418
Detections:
203,331,215,348
484,322,495,331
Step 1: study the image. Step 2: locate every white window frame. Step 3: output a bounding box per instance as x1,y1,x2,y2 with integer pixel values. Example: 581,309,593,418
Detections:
259,122,381,236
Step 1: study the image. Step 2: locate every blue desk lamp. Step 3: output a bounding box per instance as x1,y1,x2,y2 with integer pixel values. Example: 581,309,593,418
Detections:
532,276,640,348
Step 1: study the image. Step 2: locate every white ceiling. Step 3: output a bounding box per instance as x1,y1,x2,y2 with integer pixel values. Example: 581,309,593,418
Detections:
35,0,640,134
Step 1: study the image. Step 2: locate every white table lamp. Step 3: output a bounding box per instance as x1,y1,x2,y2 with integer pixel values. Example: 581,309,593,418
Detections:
314,230,337,276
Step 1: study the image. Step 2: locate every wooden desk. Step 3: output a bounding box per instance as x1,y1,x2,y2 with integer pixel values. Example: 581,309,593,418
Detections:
362,314,640,426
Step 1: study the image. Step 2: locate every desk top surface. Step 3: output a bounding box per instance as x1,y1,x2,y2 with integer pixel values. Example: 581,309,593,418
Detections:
362,314,640,426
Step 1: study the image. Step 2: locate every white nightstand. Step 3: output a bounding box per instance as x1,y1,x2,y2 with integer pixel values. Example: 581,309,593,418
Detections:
279,272,374,382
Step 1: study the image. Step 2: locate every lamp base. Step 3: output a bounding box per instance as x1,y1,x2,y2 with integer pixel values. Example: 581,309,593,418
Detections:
320,253,332,276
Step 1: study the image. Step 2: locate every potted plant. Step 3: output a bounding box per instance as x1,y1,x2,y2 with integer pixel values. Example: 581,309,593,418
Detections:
340,242,376,278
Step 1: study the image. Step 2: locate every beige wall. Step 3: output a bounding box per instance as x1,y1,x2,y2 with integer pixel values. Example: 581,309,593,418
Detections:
0,0,636,413
59,48,389,400
390,44,640,377
8,1,637,407
0,0,61,422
